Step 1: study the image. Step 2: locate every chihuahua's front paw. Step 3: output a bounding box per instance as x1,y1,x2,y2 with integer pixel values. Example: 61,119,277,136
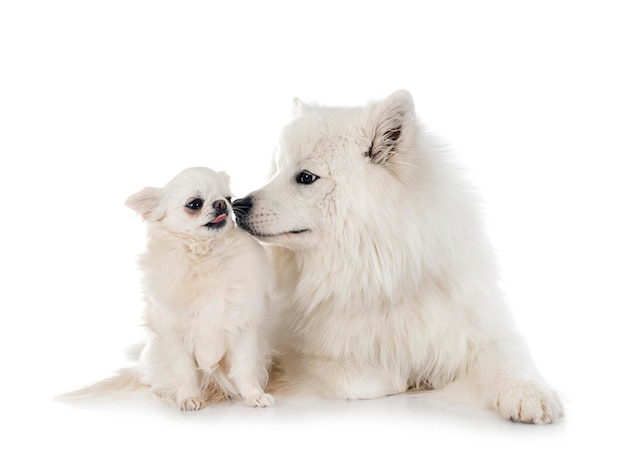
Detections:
244,393,275,408
179,397,204,411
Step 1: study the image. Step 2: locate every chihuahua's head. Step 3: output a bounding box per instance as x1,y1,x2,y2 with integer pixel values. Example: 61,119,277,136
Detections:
126,167,234,240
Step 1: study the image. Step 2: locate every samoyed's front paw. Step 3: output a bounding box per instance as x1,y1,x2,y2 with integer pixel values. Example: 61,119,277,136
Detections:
493,379,563,424
244,393,275,408
179,397,204,411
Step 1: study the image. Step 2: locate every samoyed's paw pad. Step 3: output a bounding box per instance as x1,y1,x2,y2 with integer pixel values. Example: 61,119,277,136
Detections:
494,380,563,424
180,397,204,411
244,393,275,408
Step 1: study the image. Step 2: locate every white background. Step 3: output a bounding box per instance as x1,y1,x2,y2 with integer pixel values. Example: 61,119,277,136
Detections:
1,1,625,451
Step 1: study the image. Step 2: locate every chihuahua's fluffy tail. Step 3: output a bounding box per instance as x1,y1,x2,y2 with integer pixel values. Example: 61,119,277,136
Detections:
57,367,232,407
57,367,146,402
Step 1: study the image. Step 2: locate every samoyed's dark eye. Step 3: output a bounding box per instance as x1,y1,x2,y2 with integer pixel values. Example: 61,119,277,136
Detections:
186,198,204,210
225,196,232,204
296,171,319,185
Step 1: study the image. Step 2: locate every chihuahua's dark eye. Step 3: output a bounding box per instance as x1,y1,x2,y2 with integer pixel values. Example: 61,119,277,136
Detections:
296,171,319,185
186,198,204,210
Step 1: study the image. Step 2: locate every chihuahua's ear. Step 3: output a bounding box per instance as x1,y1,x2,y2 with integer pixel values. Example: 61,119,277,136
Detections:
217,171,230,185
125,187,164,221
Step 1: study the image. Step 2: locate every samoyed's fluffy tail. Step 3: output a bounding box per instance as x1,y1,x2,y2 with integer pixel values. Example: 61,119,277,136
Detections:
57,367,146,402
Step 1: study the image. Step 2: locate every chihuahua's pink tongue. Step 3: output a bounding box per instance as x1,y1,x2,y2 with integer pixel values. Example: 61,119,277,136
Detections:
210,213,227,224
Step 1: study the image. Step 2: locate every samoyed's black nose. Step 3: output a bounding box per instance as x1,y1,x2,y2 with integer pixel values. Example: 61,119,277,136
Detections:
232,197,253,217
232,197,254,231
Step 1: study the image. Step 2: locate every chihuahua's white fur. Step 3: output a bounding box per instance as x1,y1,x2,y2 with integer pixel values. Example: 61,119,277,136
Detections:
65,167,273,409
237,91,563,423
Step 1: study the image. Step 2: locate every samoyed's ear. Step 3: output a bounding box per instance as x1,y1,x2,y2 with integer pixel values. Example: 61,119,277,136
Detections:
125,187,165,221
366,90,415,166
292,97,311,118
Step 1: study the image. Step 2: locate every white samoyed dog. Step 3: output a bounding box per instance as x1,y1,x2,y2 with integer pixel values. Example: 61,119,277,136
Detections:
234,91,563,423
63,167,274,409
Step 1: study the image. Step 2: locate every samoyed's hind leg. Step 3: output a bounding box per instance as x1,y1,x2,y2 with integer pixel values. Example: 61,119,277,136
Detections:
270,354,408,400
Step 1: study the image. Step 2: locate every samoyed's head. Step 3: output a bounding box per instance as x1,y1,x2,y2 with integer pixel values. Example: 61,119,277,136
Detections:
234,90,420,250
127,167,234,240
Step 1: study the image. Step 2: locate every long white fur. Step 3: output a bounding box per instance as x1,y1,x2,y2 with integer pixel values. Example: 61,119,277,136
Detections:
238,91,563,423
62,167,274,409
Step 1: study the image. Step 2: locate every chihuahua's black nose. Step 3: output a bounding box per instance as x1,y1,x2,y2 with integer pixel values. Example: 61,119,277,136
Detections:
213,199,228,213
232,197,253,216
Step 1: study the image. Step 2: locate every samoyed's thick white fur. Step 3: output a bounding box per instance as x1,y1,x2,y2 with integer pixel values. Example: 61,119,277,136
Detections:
234,91,563,423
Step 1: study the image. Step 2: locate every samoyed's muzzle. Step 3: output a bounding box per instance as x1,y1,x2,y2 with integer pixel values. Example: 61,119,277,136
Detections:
232,197,254,232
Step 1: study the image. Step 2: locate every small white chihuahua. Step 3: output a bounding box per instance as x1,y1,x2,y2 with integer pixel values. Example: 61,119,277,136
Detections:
64,167,274,409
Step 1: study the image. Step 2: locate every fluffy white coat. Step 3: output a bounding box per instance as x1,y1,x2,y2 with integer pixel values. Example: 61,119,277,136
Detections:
65,167,274,409
234,91,563,423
